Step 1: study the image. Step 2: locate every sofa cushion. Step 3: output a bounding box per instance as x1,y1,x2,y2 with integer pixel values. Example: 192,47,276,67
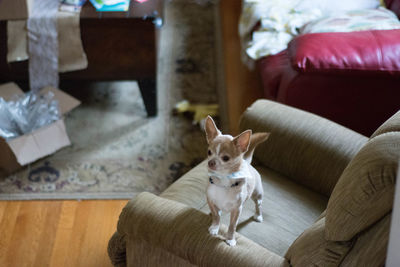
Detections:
325,133,399,241
371,109,400,138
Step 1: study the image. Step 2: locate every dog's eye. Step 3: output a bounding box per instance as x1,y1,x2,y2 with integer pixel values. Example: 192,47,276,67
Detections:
222,156,230,162
208,150,212,156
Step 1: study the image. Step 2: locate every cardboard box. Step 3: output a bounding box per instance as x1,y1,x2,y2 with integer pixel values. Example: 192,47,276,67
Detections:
0,0,33,21
0,82,80,176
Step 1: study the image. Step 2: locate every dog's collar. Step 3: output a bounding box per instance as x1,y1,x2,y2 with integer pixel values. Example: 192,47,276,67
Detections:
208,162,250,180
207,170,248,180
208,164,251,188
209,177,241,188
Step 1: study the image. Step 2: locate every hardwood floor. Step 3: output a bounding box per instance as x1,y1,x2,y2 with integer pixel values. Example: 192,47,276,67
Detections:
0,1,262,266
0,200,127,267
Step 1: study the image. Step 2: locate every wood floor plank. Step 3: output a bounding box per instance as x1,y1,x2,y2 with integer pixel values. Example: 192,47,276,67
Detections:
33,201,63,267
48,201,79,267
97,201,127,267
5,201,47,267
0,201,21,267
77,201,109,267
64,201,93,267
86,201,127,267
0,201,6,224
0,200,127,267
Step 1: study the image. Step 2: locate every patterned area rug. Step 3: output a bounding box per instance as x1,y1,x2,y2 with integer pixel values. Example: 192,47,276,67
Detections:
0,1,220,200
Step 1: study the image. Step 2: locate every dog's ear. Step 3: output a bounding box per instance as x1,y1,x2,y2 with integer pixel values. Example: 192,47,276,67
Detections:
205,116,221,144
233,130,252,153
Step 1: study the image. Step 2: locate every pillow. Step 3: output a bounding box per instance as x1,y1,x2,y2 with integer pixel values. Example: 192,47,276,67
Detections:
301,7,400,34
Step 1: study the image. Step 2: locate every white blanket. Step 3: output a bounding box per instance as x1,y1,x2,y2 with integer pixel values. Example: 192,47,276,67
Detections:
239,0,381,64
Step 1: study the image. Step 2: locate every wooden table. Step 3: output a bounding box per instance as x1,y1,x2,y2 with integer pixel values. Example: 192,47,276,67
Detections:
0,0,163,116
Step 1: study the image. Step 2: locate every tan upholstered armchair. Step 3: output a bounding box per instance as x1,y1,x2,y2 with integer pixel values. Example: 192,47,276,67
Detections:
108,100,398,266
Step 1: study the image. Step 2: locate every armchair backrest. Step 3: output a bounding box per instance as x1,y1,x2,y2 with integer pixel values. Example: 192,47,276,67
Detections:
239,100,367,197
286,110,400,266
385,0,400,17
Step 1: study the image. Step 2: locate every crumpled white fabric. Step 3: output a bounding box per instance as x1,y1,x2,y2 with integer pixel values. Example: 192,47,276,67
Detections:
239,0,381,64
240,0,322,62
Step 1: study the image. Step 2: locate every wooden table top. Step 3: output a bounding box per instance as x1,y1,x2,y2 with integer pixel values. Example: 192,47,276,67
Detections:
80,0,163,19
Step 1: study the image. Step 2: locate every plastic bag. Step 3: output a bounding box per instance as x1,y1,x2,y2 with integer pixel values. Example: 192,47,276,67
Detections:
0,98,19,139
0,91,61,140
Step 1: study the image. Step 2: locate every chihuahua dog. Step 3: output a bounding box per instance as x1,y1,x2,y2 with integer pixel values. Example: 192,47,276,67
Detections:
205,116,269,246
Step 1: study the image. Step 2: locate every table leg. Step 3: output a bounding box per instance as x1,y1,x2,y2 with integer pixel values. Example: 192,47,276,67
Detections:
138,78,157,117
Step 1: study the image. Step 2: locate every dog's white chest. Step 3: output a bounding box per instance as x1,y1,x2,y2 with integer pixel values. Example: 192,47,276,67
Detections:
207,184,244,212
206,163,252,212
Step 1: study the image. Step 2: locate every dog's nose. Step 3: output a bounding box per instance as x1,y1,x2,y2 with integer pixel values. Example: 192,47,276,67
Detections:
208,160,216,169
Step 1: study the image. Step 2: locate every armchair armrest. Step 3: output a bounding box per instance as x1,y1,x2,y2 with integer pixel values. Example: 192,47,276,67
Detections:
239,100,368,196
113,192,288,267
288,29,400,75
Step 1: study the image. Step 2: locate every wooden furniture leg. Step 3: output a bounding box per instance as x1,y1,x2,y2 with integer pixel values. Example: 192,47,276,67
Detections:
138,78,157,117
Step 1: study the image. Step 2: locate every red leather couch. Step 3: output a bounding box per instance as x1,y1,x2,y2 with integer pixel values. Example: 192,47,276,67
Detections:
258,0,400,136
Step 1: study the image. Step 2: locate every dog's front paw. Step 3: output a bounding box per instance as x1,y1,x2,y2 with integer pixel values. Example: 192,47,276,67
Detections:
208,225,219,236
225,239,237,246
253,214,263,222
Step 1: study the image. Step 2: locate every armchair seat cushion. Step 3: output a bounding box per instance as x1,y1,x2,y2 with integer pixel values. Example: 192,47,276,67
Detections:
161,161,328,257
